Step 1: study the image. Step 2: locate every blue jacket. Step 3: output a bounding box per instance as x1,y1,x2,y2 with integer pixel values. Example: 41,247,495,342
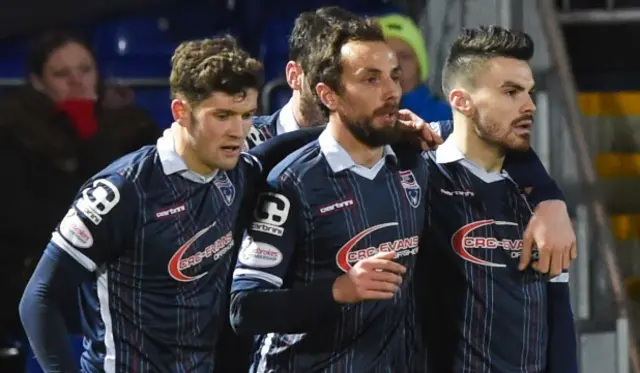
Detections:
401,84,452,123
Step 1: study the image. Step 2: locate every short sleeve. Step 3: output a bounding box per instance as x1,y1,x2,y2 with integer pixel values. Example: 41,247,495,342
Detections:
50,173,138,272
232,172,305,291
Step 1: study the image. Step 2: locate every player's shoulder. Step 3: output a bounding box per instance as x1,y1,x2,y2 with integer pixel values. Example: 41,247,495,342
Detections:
266,140,322,186
84,145,158,193
98,144,157,176
237,151,262,174
252,112,279,131
421,148,451,178
71,148,157,224
246,112,279,149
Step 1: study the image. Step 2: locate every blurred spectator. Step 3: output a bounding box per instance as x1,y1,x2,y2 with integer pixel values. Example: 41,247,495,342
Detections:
0,30,159,341
377,13,452,122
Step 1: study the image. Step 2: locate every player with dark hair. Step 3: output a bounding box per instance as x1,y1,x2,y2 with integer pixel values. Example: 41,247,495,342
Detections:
214,8,440,372
18,35,327,373
231,16,423,372
418,25,577,373
244,6,357,151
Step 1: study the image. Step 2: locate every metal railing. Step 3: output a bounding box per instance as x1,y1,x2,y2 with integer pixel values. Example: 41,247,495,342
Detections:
537,0,639,371
0,77,169,88
557,0,640,24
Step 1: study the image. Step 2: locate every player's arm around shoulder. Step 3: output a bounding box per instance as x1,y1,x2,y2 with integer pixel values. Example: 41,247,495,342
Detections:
19,171,138,372
520,199,577,277
245,126,325,178
500,148,576,277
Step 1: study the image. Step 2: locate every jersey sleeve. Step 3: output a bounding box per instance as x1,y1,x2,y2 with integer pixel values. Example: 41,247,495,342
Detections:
232,171,305,292
546,269,578,373
503,149,565,205
50,172,138,272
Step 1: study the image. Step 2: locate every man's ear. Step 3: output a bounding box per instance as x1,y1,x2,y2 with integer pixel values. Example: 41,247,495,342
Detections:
316,83,338,112
171,98,190,127
285,61,303,91
449,88,474,117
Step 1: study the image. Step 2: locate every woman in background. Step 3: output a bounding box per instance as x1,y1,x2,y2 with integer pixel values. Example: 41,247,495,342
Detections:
0,29,159,350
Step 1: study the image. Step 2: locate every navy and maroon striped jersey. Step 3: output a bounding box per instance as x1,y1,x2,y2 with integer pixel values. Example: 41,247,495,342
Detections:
417,137,569,373
50,127,261,372
231,130,428,373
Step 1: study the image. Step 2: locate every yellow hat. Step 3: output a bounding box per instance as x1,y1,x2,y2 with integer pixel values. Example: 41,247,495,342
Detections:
376,14,429,82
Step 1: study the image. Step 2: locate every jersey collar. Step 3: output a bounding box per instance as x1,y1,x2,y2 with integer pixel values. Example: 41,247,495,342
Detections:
318,129,397,174
435,135,511,183
276,99,301,135
435,136,465,164
157,123,219,184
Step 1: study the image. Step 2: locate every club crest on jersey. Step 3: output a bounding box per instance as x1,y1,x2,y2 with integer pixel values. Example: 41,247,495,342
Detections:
335,222,419,272
213,172,235,206
398,170,421,208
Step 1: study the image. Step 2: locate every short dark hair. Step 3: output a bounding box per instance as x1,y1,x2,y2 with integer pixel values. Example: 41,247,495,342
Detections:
27,29,94,77
169,35,263,106
441,25,534,95
306,16,385,118
315,6,361,26
288,6,360,72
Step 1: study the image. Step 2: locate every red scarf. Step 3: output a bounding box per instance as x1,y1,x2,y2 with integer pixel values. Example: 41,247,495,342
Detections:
56,99,98,139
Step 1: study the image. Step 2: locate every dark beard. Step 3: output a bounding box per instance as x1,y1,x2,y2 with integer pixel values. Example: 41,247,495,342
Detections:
299,93,324,127
472,110,531,152
341,113,402,148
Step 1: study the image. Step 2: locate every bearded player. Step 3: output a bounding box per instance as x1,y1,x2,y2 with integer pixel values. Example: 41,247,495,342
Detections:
417,26,577,373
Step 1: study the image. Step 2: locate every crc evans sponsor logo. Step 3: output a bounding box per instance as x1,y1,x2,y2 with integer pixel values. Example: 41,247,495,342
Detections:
168,223,234,282
451,220,524,268
335,222,419,272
